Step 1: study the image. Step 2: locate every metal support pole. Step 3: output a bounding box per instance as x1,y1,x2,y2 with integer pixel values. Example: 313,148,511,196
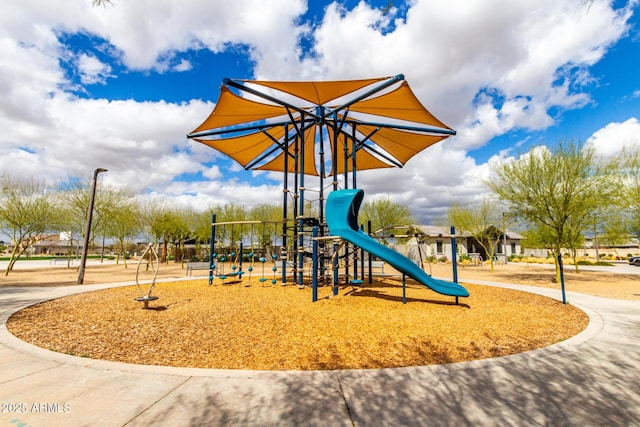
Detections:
503,212,508,264
558,253,567,305
292,135,299,284
282,125,289,285
451,226,458,284
352,123,357,189
402,273,407,304
312,226,318,302
210,214,216,285
298,127,306,287
332,113,339,191
333,242,339,296
360,225,365,282
77,168,107,284
367,220,373,284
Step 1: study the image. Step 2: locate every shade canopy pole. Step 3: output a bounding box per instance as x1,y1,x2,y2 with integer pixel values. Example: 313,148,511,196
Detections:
298,118,306,286
332,111,339,191
282,124,289,284
351,122,357,189
317,107,325,225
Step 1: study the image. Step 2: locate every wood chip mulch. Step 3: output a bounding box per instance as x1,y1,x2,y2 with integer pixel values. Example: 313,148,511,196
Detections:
6,278,588,370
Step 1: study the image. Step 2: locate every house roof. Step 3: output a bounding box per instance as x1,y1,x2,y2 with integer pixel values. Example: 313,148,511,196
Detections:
505,230,524,240
414,225,523,240
414,225,455,238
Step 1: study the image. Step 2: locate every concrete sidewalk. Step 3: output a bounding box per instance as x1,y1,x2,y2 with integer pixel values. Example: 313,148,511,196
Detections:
1,282,639,426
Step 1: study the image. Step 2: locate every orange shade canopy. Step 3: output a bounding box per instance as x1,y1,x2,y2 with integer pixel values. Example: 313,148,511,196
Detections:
188,75,455,176
240,77,386,105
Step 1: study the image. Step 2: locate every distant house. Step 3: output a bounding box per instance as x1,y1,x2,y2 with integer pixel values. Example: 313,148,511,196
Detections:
461,226,524,261
31,234,79,256
5,233,107,257
393,225,523,262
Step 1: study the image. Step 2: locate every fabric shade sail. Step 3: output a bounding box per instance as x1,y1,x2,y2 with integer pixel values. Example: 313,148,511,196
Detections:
253,126,320,176
190,86,289,135
348,81,451,130
238,77,386,105
188,75,455,177
194,126,286,169
325,126,395,175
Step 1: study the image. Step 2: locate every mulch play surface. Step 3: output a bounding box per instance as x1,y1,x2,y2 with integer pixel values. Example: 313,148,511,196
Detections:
7,274,588,370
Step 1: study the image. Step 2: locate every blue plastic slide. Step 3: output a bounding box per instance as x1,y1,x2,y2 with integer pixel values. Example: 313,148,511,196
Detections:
326,189,469,298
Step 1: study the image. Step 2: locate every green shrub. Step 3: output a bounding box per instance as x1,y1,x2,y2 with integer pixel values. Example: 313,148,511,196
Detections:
576,260,614,266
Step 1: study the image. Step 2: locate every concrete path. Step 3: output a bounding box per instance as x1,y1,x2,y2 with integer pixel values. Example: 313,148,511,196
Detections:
1,281,639,427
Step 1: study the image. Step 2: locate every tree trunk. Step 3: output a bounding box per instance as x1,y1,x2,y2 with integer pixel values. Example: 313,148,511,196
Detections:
67,239,74,268
552,249,562,284
5,242,23,275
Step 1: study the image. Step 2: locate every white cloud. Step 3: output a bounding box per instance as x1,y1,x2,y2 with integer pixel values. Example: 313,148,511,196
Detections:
81,0,310,74
0,87,215,191
586,117,640,158
0,36,62,124
0,0,636,224
76,53,112,85
173,59,192,72
305,0,632,149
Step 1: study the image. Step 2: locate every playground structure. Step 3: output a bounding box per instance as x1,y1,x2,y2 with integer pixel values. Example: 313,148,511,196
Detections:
188,75,469,302
318,189,469,302
206,218,285,286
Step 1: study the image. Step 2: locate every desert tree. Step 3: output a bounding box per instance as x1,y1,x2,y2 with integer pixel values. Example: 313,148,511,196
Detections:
105,198,141,267
0,176,55,275
599,212,633,257
140,201,189,263
359,196,414,244
614,144,640,246
55,176,100,264
217,202,247,249
51,181,86,265
56,177,129,265
448,198,505,272
487,140,615,282
182,207,212,262
249,203,283,257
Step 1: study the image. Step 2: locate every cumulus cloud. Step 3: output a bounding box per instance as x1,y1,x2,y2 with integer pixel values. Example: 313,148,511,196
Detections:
173,59,192,72
305,0,631,148
76,53,112,85
0,0,637,224
586,117,640,158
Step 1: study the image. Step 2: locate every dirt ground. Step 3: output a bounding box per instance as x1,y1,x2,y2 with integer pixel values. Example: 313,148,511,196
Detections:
3,259,638,370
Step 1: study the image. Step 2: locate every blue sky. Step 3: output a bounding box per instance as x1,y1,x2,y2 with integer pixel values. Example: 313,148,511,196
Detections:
0,0,639,223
